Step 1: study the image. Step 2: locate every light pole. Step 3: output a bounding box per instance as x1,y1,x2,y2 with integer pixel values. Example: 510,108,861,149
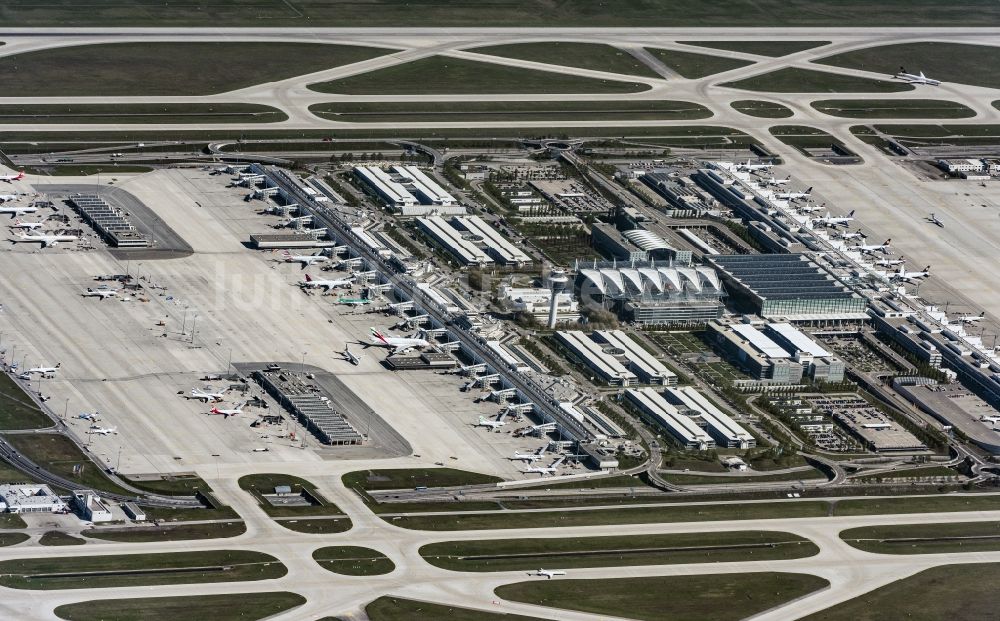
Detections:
63,398,69,421
301,351,307,375
227,348,233,378
190,315,198,344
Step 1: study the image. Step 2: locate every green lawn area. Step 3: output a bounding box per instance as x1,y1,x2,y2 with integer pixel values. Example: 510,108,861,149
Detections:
0,513,27,529
833,494,1000,516
770,125,842,151
238,473,347,518
309,100,711,123
816,42,1000,89
0,42,393,96
0,550,284,590
3,433,132,495
0,372,53,429
852,465,961,481
141,505,240,522
420,531,817,571
534,474,647,490
54,592,306,621
38,531,85,546
30,165,155,176
799,563,1000,621
496,572,829,621
864,123,1000,147
274,518,352,534
365,597,543,621
811,99,975,119
83,521,246,543
384,500,831,530
471,42,661,78
0,533,29,546
840,521,1000,554
681,41,831,57
665,468,826,485
118,474,211,496
731,99,795,118
312,546,395,576
0,104,288,124
309,56,650,95
5,2,1000,27
722,67,913,92
0,458,39,485
343,468,502,492
645,48,753,78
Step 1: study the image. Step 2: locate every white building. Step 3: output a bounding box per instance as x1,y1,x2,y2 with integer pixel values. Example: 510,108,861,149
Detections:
498,285,579,322
938,158,985,174
72,490,113,523
0,484,67,514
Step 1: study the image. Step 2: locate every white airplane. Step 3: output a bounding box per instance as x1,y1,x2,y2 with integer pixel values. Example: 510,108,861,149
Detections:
0,205,37,218
797,202,824,214
210,401,246,418
13,231,77,247
532,569,566,579
767,175,791,186
281,250,329,268
980,415,1000,423
894,67,940,86
9,219,44,230
301,273,354,291
871,256,905,268
959,312,986,324
736,159,773,172
523,456,565,476
82,288,118,300
89,425,118,436
812,210,856,228
838,230,865,240
855,238,892,254
0,194,19,203
369,327,429,354
190,387,227,403
927,213,945,228
26,363,60,375
510,446,547,462
776,186,813,200
0,171,25,183
476,415,507,431
341,346,361,366
892,264,931,282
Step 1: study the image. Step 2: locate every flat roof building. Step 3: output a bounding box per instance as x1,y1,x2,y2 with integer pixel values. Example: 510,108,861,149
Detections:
707,319,845,383
626,387,714,450
0,484,67,514
353,165,417,207
451,216,532,267
391,165,457,206
556,330,638,386
72,490,113,523
592,330,677,385
665,386,755,448
416,216,493,266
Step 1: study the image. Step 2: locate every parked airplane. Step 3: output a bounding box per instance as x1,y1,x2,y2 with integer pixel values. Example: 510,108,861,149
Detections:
13,231,77,247
77,412,98,422
82,288,118,300
775,186,813,200
89,425,118,436
892,264,931,282
0,205,37,218
476,415,507,431
871,256,905,268
26,363,60,375
767,175,791,186
210,401,246,418
0,171,25,183
532,569,566,579
9,219,44,230
812,210,856,228
301,273,354,291
927,213,945,228
369,327,429,354
959,312,986,324
736,159,773,172
341,346,361,366
894,67,940,86
797,202,824,214
980,415,1000,423
190,387,227,403
510,446,547,462
281,250,329,268
337,297,372,307
0,194,20,203
523,456,565,476
855,238,892,254
838,230,865,240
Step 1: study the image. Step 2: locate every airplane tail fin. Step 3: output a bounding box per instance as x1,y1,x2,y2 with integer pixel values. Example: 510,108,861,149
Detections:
805,186,813,193
304,273,313,282
884,239,891,246
847,209,855,217
924,266,931,272
14,172,24,180
55,363,61,369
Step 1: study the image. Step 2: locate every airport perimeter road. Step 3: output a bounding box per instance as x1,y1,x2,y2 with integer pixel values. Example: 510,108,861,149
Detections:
5,470,1000,621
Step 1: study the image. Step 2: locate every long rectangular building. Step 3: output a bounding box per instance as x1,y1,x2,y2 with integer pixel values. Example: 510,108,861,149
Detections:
593,330,677,385
556,331,637,386
666,386,755,448
626,388,714,449
354,165,417,207
416,216,493,266
452,215,532,267
391,165,457,206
